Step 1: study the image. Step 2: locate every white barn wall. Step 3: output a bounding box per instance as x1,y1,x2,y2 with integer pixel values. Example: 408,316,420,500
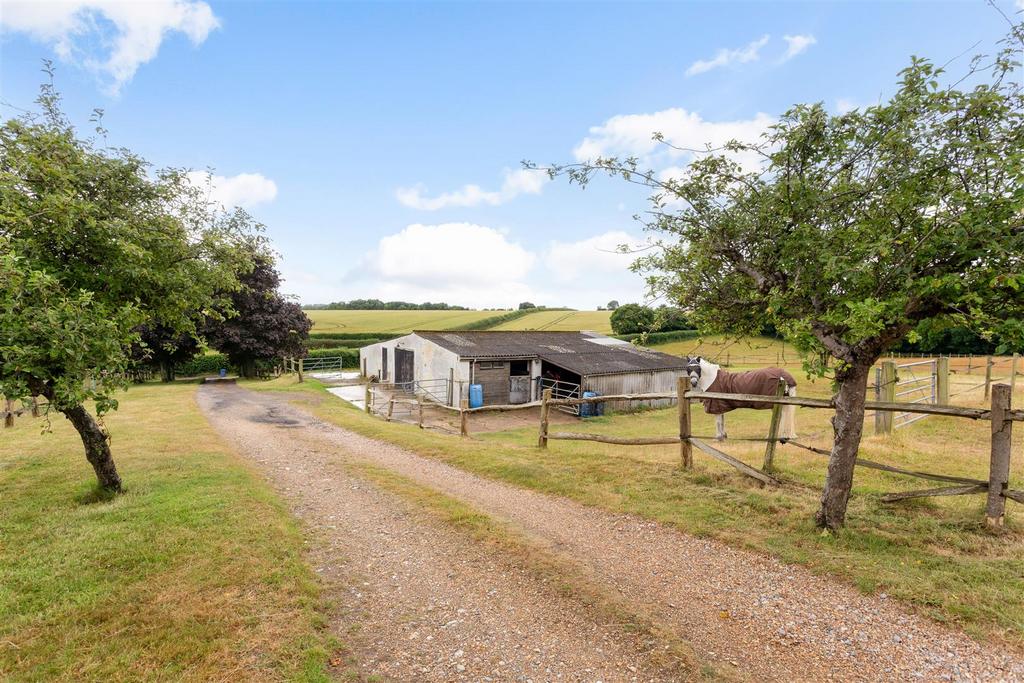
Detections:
360,334,469,405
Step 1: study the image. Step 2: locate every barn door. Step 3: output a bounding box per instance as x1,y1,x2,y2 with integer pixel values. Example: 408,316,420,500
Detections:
395,348,415,390
381,348,388,381
509,376,530,404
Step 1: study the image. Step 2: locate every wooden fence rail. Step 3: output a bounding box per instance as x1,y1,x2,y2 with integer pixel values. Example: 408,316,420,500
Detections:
536,383,1021,526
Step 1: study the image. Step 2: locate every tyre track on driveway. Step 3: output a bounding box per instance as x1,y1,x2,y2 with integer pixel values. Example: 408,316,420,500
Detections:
199,385,1024,682
198,385,684,682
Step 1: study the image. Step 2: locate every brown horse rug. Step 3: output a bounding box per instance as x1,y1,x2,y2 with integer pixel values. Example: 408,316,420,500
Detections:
701,367,797,414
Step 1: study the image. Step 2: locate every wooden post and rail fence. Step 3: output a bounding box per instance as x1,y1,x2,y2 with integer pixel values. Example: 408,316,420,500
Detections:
2,397,44,429
536,381,1024,527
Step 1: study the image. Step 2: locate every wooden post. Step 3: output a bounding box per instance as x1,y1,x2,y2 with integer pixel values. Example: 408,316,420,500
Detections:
762,379,786,472
386,399,395,422
986,384,1012,528
1011,353,1019,397
936,356,950,406
298,358,304,383
677,377,692,469
448,367,455,406
418,400,424,429
361,358,367,378
459,399,469,437
967,354,974,375
364,384,372,414
876,361,896,435
31,397,39,418
984,356,993,400
538,388,552,449
4,399,13,428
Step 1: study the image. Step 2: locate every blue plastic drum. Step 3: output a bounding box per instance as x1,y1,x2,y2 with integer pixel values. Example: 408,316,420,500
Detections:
469,384,484,408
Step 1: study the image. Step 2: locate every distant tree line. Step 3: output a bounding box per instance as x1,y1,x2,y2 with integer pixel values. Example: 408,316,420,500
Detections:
306,299,470,310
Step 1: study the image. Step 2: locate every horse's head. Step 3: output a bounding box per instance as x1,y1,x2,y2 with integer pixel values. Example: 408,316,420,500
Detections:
685,356,702,389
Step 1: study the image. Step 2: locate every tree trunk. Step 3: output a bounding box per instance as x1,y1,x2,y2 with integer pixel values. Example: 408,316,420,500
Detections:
62,403,123,493
815,363,871,530
240,358,257,379
159,359,175,383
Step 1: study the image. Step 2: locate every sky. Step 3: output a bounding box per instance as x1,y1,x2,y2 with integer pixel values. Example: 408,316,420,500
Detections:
1,0,1020,309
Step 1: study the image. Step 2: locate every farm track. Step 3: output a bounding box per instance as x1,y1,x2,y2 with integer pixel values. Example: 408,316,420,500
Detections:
198,385,1024,682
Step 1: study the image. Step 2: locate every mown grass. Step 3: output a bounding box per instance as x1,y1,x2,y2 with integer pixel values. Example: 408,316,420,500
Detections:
304,309,499,332
0,383,338,682
256,374,1024,649
491,309,613,333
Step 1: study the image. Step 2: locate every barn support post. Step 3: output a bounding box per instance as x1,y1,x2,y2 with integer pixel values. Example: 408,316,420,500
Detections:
364,384,372,414
762,379,787,473
538,388,552,449
936,356,950,405
677,377,692,469
460,399,469,437
986,384,1013,528
876,361,896,435
984,356,993,400
361,358,367,378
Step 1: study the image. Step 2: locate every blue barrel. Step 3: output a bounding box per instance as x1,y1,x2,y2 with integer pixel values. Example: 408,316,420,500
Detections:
219,368,227,378
580,391,598,418
469,384,484,408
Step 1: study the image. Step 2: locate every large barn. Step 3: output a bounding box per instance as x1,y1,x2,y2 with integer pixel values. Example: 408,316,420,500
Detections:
359,330,687,412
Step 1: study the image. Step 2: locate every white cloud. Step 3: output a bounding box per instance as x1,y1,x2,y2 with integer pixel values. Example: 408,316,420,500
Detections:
186,171,278,209
395,168,549,210
685,34,770,77
573,107,774,174
543,231,643,284
836,98,858,114
780,34,816,62
0,0,219,93
1017,0,1023,10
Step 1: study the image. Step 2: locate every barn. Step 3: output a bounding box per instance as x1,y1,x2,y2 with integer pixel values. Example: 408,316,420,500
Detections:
359,330,687,412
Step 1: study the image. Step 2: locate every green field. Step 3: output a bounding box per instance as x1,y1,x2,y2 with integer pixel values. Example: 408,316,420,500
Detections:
491,310,613,333
0,384,336,681
305,309,500,332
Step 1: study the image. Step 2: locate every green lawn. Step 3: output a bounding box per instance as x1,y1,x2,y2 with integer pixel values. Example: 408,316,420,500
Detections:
258,374,1024,649
0,383,338,682
305,309,500,332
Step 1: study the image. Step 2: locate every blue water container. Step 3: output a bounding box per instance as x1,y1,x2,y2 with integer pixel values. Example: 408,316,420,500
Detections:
219,368,227,378
580,391,598,418
469,384,484,408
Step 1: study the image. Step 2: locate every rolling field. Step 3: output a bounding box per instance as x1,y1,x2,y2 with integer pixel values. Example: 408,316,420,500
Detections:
491,310,613,333
305,309,500,333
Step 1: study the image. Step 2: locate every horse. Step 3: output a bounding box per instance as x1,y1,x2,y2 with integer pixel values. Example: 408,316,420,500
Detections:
685,356,797,441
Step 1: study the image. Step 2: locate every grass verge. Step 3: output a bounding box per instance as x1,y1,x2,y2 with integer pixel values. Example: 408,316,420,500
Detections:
0,383,337,681
252,375,1024,649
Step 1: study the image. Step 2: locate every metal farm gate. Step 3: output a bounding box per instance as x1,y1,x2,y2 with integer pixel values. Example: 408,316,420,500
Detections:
872,359,937,431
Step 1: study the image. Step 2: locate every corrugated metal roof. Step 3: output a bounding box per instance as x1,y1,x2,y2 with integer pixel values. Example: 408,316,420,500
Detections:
413,330,686,376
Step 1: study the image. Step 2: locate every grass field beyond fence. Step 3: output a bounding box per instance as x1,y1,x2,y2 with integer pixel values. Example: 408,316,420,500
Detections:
0,384,336,682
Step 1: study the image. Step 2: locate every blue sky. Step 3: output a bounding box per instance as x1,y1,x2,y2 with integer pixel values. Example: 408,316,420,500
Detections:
1,1,1018,308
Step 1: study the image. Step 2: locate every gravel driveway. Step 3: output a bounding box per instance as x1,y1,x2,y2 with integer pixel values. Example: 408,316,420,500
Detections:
197,385,1024,682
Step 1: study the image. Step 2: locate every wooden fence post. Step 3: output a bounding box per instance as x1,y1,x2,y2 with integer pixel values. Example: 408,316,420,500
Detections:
677,377,692,469
936,356,950,406
460,399,469,437
876,361,896,435
986,384,1012,528
298,358,304,383
386,399,395,422
4,399,13,428
1011,353,1019,397
538,388,552,449
762,379,787,472
418,400,424,429
364,384,372,414
31,397,39,418
984,356,993,400
967,354,973,375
